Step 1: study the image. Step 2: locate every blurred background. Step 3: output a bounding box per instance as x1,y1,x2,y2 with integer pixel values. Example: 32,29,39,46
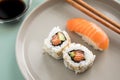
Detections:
0,0,43,80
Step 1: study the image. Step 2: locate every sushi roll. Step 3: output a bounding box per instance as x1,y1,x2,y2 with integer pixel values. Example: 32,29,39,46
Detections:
67,18,109,51
44,26,71,59
63,43,95,74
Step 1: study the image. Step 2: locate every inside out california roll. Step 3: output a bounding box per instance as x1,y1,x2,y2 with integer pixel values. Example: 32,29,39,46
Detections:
44,26,71,59
63,43,96,74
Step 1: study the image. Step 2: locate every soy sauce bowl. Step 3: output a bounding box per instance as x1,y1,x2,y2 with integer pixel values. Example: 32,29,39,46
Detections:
0,0,31,23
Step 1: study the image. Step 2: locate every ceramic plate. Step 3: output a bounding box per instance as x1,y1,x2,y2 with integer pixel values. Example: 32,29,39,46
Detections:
16,0,120,80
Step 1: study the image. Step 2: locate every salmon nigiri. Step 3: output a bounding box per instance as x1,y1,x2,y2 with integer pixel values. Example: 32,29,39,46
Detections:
67,18,109,50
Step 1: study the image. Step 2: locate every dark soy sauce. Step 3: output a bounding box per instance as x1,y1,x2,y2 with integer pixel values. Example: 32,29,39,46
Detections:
0,0,26,20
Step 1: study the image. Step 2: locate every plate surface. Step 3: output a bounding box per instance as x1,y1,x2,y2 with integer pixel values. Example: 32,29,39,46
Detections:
16,0,120,80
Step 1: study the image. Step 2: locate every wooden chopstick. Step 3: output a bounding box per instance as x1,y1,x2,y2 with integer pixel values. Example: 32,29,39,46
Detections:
76,0,120,29
66,0,120,34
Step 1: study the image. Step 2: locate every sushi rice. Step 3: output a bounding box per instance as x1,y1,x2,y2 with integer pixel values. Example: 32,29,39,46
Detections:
76,32,102,50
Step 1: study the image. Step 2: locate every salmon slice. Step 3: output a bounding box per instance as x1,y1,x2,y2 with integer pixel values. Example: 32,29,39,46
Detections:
77,20,88,34
67,18,109,50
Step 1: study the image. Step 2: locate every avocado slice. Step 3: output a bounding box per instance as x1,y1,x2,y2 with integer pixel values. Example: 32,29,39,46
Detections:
69,52,75,58
58,32,65,41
